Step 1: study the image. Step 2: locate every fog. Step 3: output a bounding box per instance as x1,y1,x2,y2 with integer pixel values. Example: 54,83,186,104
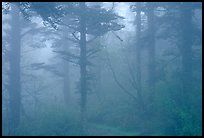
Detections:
2,2,202,136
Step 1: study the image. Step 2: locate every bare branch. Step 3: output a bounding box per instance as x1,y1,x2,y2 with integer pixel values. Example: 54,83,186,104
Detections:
53,50,79,59
62,57,79,65
105,50,138,101
161,55,180,69
21,103,31,120
86,60,94,66
72,32,80,41
87,48,101,58
165,55,180,67
64,36,79,43
123,52,139,91
87,36,98,44
108,2,115,12
112,31,123,42
58,21,79,31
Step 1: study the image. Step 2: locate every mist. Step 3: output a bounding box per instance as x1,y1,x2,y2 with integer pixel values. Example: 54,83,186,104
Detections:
2,2,202,136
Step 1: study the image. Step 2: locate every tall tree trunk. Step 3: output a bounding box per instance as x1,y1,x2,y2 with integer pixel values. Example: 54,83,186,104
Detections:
8,3,21,135
146,3,156,103
180,4,193,108
63,59,70,106
62,28,70,106
135,2,144,110
79,2,87,135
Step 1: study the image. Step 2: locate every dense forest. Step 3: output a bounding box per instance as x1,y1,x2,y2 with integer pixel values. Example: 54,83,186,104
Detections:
2,2,202,136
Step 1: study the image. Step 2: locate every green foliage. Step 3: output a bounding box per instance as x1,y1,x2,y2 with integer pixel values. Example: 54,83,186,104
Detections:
2,2,201,136
89,123,139,136
151,79,202,136
15,105,81,136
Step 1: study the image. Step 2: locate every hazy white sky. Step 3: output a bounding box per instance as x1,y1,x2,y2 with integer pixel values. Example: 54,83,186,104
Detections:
32,2,134,31
103,2,135,31
2,2,135,64
30,2,135,64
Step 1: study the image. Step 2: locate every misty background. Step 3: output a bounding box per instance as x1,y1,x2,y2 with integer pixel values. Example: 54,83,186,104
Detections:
2,2,202,136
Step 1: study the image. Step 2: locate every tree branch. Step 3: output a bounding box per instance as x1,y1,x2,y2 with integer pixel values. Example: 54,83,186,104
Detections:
64,36,79,43
72,32,80,41
108,2,115,12
87,48,101,58
87,36,98,44
125,55,139,91
112,31,123,42
53,50,79,59
62,57,79,65
105,50,138,101
162,55,180,69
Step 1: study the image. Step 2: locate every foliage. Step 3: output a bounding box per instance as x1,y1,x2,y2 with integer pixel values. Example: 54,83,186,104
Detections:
2,2,202,136
15,105,81,136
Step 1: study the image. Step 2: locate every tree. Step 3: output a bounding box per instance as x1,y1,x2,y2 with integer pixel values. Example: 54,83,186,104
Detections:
179,3,194,108
2,3,57,135
146,2,156,103
62,28,71,106
73,3,124,135
133,2,145,110
151,2,202,135
17,2,124,135
7,3,21,135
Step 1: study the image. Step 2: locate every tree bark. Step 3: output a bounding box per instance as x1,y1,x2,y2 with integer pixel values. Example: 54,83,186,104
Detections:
79,2,88,136
146,3,156,102
135,2,145,110
62,28,70,106
180,4,193,108
8,3,21,135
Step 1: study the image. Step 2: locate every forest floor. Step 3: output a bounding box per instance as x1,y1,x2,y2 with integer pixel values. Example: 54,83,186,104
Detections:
87,123,140,136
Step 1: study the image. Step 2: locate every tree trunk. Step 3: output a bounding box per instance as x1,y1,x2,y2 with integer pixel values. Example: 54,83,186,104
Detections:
62,28,70,106
79,2,88,135
8,3,21,135
63,60,70,106
146,3,156,103
180,4,193,108
135,2,145,110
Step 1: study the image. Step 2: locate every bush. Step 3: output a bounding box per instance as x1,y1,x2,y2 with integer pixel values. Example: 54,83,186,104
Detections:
15,104,81,136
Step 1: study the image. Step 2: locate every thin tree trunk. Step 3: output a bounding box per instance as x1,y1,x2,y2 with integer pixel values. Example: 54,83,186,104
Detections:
135,2,145,110
79,2,88,136
146,3,156,103
180,4,193,108
62,28,70,106
8,3,21,135
63,61,70,106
